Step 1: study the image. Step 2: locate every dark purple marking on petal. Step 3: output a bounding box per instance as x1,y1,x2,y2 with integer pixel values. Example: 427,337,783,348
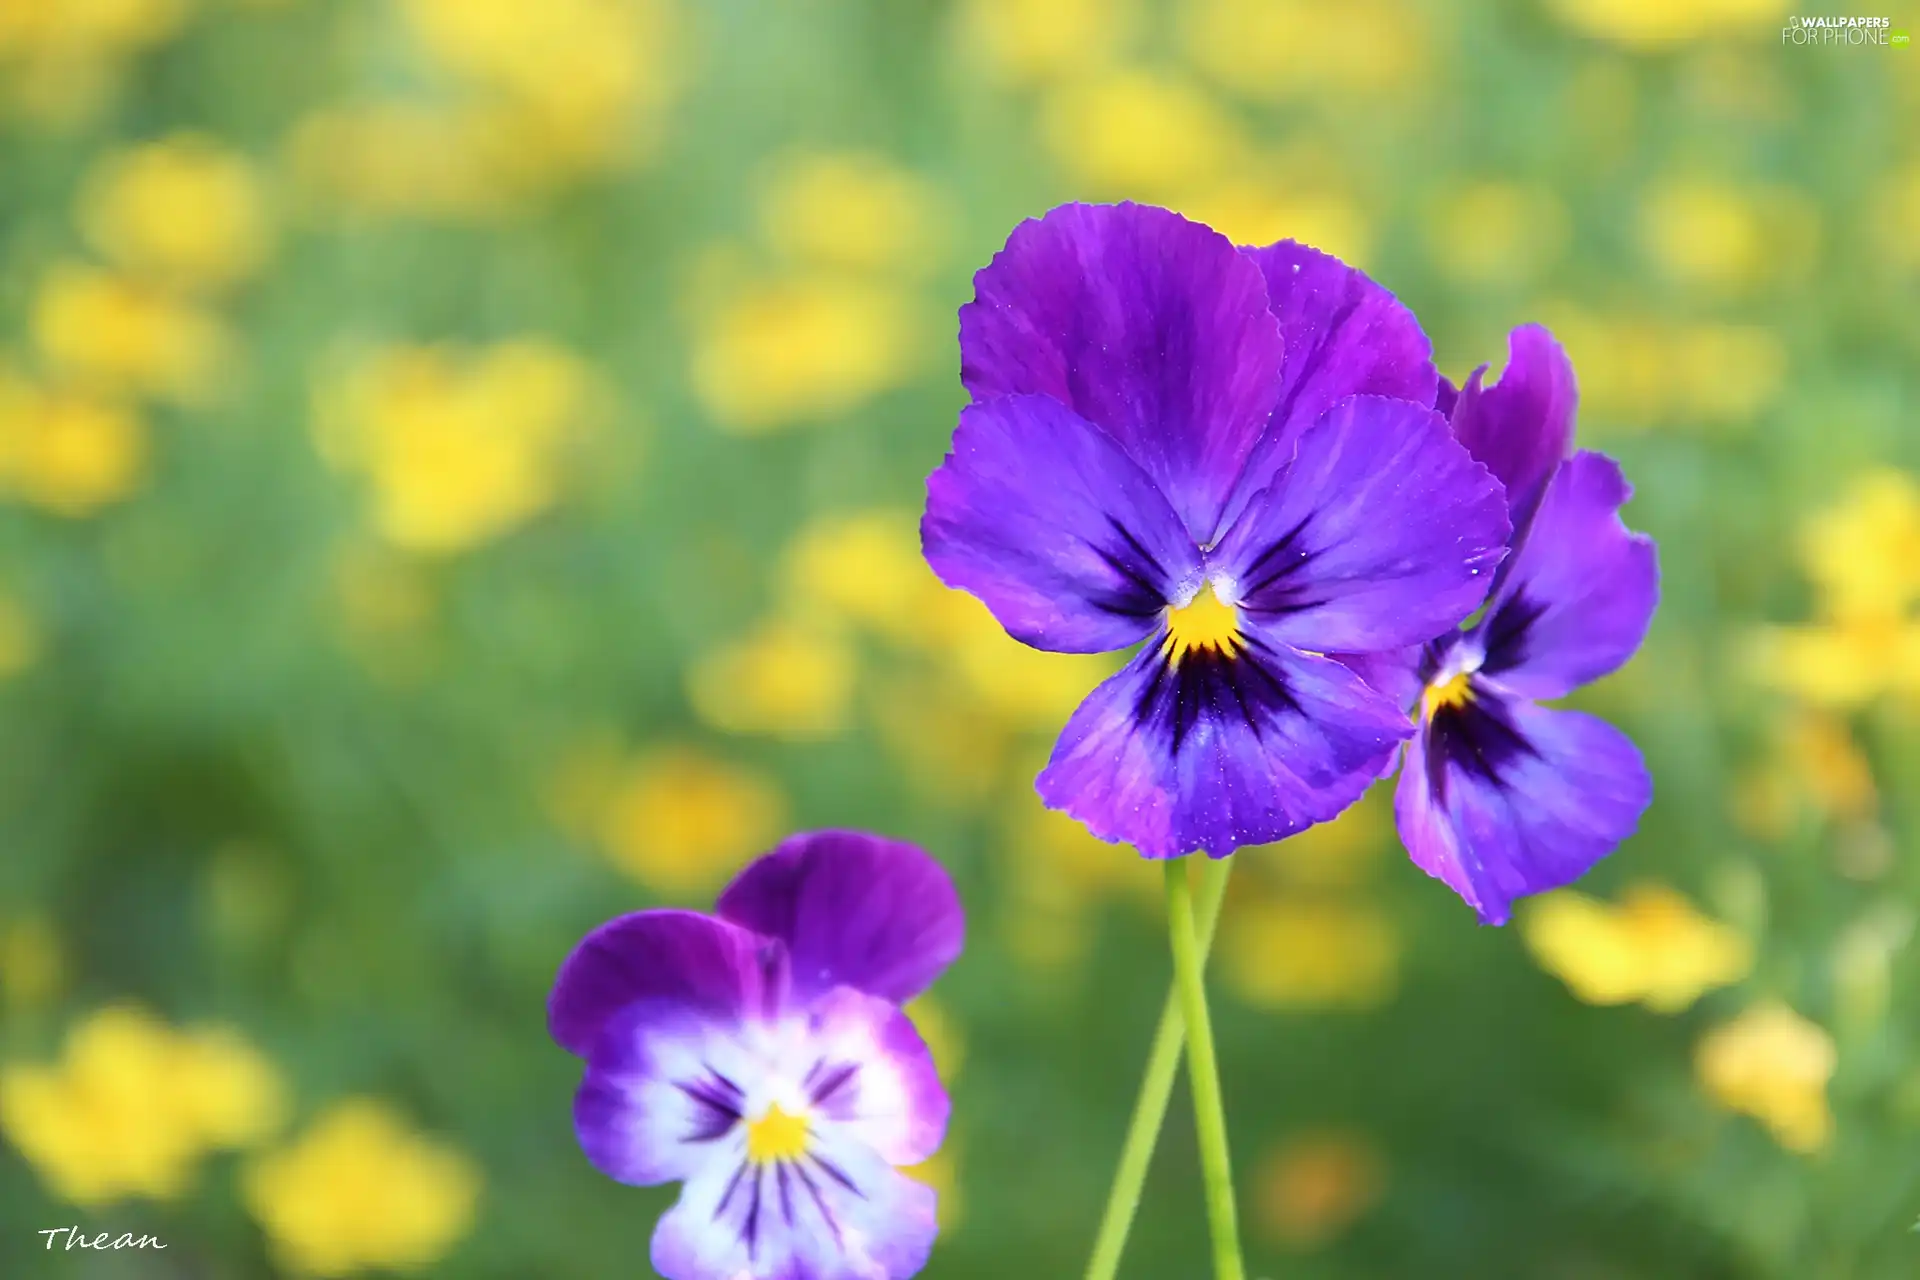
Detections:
1212,395,1511,654
713,1160,749,1219
792,1159,845,1245
717,830,964,1007
922,392,1203,653
807,1150,863,1198
958,202,1289,541
1422,681,1539,802
1037,631,1412,858
573,1000,742,1187
1471,450,1658,701
1396,688,1652,926
548,909,773,1059
775,1161,797,1231
1478,592,1549,676
672,1071,743,1144
1214,240,1438,541
805,1060,861,1108
742,1165,763,1259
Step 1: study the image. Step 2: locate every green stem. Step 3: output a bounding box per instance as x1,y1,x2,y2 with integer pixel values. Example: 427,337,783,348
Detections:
1082,857,1235,1280
1166,859,1245,1280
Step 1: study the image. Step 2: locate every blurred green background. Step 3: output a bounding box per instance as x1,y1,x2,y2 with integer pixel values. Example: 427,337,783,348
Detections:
0,0,1917,1276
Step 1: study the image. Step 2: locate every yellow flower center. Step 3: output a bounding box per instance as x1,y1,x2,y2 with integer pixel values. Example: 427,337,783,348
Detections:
1163,583,1242,666
1422,671,1474,719
744,1102,810,1164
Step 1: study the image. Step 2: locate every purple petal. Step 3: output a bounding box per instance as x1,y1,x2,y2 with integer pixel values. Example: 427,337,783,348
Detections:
1333,645,1425,715
651,1137,938,1280
922,393,1203,653
1212,395,1510,653
1036,634,1411,859
958,202,1286,542
550,910,775,1058
1449,324,1577,534
716,831,964,1008
1396,691,1651,926
1473,451,1659,701
1214,240,1438,539
574,999,746,1186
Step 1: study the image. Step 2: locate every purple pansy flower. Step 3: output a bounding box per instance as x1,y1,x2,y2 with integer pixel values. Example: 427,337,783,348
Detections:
921,202,1512,859
1384,326,1660,925
549,830,963,1280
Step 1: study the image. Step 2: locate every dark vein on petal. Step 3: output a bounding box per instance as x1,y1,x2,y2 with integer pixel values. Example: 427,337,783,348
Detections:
793,1160,844,1245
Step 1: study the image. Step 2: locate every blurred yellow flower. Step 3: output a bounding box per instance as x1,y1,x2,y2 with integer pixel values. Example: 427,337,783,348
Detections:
686,617,855,740
314,340,600,555
1745,619,1920,709
1730,710,1878,841
690,275,917,432
1221,897,1400,1010
79,134,272,293
1254,791,1388,890
1181,0,1425,103
171,1027,286,1149
1427,182,1570,288
0,914,62,1011
1665,323,1787,425
0,0,186,53
1544,305,1784,431
1549,0,1787,50
1012,797,1155,900
1040,68,1244,197
1253,1130,1385,1249
781,509,945,643
994,787,1157,975
32,264,227,403
0,366,147,516
760,152,941,276
870,675,1012,807
1875,161,1920,273
244,1098,481,1277
1522,883,1752,1012
286,104,525,221
1745,470,1920,710
593,746,786,895
954,0,1133,85
1176,178,1373,266
1637,179,1818,293
1796,469,1920,623
0,0,187,126
401,0,680,173
0,1005,284,1206
938,593,1113,731
1695,1002,1836,1153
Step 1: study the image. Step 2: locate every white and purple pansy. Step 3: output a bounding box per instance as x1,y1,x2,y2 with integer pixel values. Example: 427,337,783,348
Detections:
549,830,963,1280
922,201,1512,860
